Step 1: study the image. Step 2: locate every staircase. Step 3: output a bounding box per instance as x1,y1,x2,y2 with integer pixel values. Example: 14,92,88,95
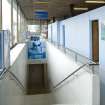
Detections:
0,73,52,105
0,42,100,105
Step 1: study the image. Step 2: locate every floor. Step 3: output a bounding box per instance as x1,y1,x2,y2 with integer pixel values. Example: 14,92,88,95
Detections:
0,73,53,105
0,64,100,105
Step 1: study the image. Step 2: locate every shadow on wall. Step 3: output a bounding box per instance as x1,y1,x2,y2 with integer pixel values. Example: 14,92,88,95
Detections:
46,42,100,105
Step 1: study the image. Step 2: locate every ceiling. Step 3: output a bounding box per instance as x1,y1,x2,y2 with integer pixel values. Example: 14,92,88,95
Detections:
17,0,105,20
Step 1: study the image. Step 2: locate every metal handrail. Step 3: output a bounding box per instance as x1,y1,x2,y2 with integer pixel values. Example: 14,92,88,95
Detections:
7,70,25,93
0,68,25,92
53,63,88,89
47,40,97,89
65,48,96,64
47,40,96,64
0,68,8,80
0,40,96,92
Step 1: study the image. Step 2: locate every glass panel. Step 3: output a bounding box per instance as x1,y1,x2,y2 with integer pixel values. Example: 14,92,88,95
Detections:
13,0,17,45
27,25,40,39
19,13,27,42
18,7,21,42
41,24,48,38
0,32,3,70
28,25,40,33
2,0,12,47
0,0,2,29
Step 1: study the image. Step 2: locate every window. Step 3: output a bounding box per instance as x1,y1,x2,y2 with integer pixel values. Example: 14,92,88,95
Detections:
0,0,2,29
2,0,27,47
28,25,40,33
2,0,12,46
41,24,48,38
2,0,11,31
19,13,27,42
13,0,18,45
18,7,21,42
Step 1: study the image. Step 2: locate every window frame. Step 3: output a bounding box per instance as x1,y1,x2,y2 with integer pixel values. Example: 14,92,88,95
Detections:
1,0,27,49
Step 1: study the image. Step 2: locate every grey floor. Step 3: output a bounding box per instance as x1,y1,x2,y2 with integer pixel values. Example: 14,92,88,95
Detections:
0,73,53,105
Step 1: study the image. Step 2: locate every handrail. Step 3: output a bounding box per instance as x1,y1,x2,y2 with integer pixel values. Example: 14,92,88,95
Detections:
53,63,88,89
46,40,97,89
0,68,8,80
47,40,96,65
65,48,96,64
0,68,25,92
7,70,25,93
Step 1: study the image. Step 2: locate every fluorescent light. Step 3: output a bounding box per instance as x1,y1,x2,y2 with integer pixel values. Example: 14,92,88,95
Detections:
34,9,48,11
33,1,48,4
85,0,105,3
74,7,88,10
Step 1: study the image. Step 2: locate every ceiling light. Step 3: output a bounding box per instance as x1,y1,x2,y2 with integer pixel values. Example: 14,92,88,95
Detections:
34,9,48,12
33,1,48,4
74,7,88,10
85,0,105,3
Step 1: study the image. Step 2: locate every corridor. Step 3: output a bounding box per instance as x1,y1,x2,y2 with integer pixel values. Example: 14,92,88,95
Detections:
0,0,105,105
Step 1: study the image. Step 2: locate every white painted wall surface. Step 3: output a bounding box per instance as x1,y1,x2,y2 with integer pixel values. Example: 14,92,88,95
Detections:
48,24,52,41
47,42,100,105
48,6,105,105
52,22,58,43
60,15,90,57
62,6,105,105
10,43,27,88
49,6,105,58
0,43,52,105
59,21,65,46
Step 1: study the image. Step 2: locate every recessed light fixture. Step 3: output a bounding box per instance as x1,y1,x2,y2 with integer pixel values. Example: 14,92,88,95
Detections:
74,7,88,10
85,0,105,3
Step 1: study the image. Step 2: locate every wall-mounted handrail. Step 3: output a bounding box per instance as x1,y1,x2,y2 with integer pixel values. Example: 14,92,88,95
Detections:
0,68,8,80
47,40,96,65
53,63,88,89
0,68,25,92
46,40,97,89
7,70,25,93
65,48,96,64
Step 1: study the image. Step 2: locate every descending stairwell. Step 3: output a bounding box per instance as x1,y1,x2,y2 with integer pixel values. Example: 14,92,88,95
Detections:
0,73,53,105
0,42,100,105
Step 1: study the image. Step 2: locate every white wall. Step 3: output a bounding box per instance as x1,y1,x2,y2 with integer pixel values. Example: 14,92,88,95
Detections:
52,22,58,43
49,6,105,58
59,21,65,46
48,24,52,41
47,42,99,105
60,15,90,57
48,21,60,43
48,5,105,105
63,6,105,105
10,44,27,88
0,43,53,105
0,44,27,105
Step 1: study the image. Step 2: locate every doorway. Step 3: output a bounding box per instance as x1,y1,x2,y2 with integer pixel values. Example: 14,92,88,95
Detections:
91,20,99,63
